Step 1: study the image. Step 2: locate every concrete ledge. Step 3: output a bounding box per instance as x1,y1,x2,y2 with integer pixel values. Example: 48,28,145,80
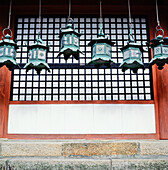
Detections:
1,140,168,158
140,141,168,155
1,158,168,170
0,142,62,157
112,159,168,170
6,158,111,170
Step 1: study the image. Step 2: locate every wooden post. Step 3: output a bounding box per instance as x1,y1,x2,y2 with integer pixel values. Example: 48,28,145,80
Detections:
0,14,12,138
154,9,168,139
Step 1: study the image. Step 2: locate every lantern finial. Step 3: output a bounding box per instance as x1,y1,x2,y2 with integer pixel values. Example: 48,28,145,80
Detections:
128,27,134,43
98,22,105,38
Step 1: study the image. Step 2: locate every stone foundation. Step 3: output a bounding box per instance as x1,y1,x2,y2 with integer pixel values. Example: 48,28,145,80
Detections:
1,140,168,169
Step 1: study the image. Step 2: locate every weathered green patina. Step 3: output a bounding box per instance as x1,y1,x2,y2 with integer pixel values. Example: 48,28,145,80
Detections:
148,28,168,70
120,28,144,73
88,22,115,67
24,33,50,74
0,28,19,71
57,18,84,60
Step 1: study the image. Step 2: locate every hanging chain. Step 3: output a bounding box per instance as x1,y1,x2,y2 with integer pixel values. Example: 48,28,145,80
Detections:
68,0,71,19
98,0,104,36
99,0,102,23
128,0,134,42
38,0,41,38
38,0,41,35
128,0,132,28
155,0,160,28
8,0,12,29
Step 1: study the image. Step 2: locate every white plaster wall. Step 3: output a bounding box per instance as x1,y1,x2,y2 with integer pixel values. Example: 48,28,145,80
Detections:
8,104,156,134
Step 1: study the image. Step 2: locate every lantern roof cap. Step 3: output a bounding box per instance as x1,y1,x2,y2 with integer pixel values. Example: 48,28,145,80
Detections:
88,35,115,46
59,19,81,38
157,34,163,40
120,42,144,52
150,35,168,46
28,35,49,51
149,27,168,46
0,34,18,49
150,34,164,42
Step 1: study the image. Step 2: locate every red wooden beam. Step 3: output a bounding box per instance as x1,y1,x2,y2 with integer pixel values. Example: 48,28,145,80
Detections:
7,134,159,140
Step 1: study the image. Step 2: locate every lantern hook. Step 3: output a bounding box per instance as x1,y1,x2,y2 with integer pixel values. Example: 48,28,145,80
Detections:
155,28,164,39
2,28,13,38
156,25,162,31
67,17,74,28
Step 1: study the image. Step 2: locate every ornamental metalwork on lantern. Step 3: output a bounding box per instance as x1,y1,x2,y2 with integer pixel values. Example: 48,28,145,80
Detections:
0,28,19,71
88,23,115,67
57,18,84,60
147,29,168,70
24,34,50,74
120,30,145,73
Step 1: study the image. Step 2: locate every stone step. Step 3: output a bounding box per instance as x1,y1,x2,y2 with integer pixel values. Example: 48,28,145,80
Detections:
1,158,168,170
1,139,168,169
1,139,168,158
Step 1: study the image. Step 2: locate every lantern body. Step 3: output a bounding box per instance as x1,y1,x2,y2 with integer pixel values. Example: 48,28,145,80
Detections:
120,42,144,73
24,36,50,74
58,21,84,60
0,33,19,71
88,36,115,67
149,36,168,70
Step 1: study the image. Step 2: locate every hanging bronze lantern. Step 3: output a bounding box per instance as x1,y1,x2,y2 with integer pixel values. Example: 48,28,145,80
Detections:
147,0,168,70
88,23,115,67
88,1,115,67
24,0,50,74
147,28,168,70
57,18,84,60
0,28,20,71
120,0,144,73
120,31,145,73
24,34,50,74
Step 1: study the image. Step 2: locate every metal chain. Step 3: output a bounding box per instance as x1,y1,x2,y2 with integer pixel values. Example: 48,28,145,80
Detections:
155,0,160,28
39,0,41,33
99,0,103,23
128,0,134,42
128,0,132,28
8,0,12,29
68,0,71,19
